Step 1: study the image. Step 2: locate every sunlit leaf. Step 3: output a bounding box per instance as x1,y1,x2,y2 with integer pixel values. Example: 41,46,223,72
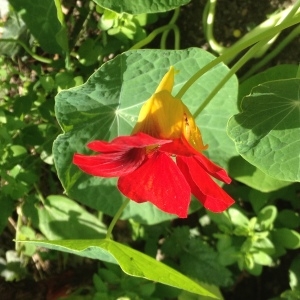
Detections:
94,0,191,14
19,239,217,298
228,79,300,182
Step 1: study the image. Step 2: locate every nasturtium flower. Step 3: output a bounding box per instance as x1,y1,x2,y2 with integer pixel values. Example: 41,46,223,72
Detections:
73,67,234,218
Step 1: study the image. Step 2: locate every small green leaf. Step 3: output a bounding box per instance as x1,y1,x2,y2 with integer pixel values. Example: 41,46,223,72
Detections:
228,208,249,229
228,78,300,182
278,209,300,229
252,251,273,266
93,0,191,14
272,228,300,249
289,255,300,291
19,239,218,298
257,205,277,230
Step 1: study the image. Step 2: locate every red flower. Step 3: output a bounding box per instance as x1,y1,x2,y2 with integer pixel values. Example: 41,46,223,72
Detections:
73,67,234,218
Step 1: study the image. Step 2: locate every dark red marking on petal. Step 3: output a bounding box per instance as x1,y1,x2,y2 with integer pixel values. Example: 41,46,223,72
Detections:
73,133,172,177
87,132,171,152
73,148,145,177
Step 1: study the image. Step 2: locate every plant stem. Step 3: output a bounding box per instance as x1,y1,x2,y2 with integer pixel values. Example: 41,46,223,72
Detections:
175,12,300,100
240,24,300,81
0,39,53,64
130,8,180,50
106,198,130,239
193,41,264,118
205,0,226,54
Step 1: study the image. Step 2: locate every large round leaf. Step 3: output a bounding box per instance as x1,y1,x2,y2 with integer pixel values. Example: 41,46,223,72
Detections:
228,78,300,182
53,48,238,224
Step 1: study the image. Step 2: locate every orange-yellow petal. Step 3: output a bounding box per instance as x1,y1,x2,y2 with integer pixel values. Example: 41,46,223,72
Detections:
155,66,176,93
132,66,207,153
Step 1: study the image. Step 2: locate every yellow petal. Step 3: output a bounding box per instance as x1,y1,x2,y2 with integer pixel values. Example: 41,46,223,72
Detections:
182,104,208,152
132,91,183,139
132,66,208,153
155,66,175,93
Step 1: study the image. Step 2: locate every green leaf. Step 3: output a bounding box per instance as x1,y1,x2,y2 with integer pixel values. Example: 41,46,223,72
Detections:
93,0,191,14
272,228,300,249
228,78,300,182
19,239,217,298
239,64,299,105
0,14,26,57
252,251,273,266
257,205,277,230
179,239,232,287
228,156,291,192
9,0,63,54
289,255,300,291
53,48,238,224
278,210,300,229
30,195,107,240
0,196,15,234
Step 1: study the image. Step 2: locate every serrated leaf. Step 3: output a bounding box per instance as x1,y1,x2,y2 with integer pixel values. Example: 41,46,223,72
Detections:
228,79,300,182
53,48,238,224
94,0,191,14
19,239,217,298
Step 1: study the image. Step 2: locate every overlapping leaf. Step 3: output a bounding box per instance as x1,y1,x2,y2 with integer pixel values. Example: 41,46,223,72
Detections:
228,78,300,182
9,0,64,54
53,48,238,223
19,239,217,298
93,0,191,14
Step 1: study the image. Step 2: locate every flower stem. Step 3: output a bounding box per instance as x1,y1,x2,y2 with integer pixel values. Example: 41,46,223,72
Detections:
193,41,264,118
175,8,300,100
130,8,180,50
106,198,130,239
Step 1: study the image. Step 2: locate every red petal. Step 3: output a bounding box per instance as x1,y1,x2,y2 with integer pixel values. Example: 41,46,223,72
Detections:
194,154,231,184
73,133,172,177
177,156,234,212
87,132,171,152
73,148,145,177
118,152,191,218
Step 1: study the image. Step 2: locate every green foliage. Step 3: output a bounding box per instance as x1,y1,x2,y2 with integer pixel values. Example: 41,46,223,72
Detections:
161,227,232,287
94,0,191,14
228,78,300,182
9,0,65,54
53,48,238,224
207,204,300,276
1,0,300,299
20,238,217,298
